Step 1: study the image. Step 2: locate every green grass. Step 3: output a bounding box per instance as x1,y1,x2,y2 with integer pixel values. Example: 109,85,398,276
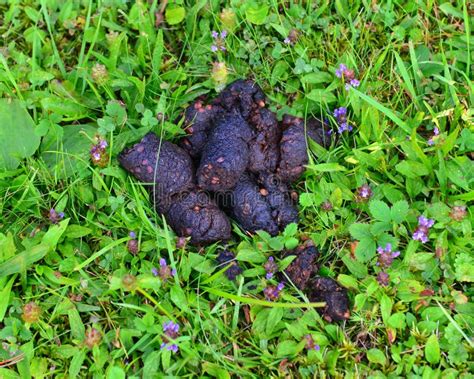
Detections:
0,1,473,377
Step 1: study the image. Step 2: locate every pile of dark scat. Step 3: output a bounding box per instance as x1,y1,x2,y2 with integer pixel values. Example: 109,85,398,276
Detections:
119,79,350,321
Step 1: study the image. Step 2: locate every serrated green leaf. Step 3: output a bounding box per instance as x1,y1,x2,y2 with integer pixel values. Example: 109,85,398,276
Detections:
390,200,409,223
369,200,392,222
355,238,376,262
349,223,372,240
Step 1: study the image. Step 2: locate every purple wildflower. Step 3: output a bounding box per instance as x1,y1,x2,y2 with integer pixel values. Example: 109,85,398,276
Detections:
127,231,139,254
152,258,176,281
284,37,291,44
49,208,65,224
350,79,360,87
355,184,373,203
304,334,320,351
333,107,352,134
427,127,440,146
90,137,108,167
264,256,278,280
335,64,348,78
377,271,390,286
413,216,435,243
376,244,400,268
161,321,180,353
263,282,284,301
211,30,227,53
335,63,361,90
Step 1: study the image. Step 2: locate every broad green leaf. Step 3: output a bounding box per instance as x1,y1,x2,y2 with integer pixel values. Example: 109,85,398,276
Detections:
0,276,15,322
0,219,69,277
266,307,284,335
369,200,391,222
245,5,269,25
306,89,337,104
425,334,440,364
367,348,386,365
349,223,372,240
276,340,301,357
380,294,392,325
68,307,85,341
355,238,376,262
0,99,40,170
396,160,430,178
165,6,185,25
41,124,97,179
68,349,86,379
390,200,409,223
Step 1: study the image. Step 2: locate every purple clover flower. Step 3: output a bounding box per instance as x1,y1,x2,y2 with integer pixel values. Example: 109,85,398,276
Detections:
377,271,390,286
376,244,400,268
413,216,435,243
49,208,65,224
264,256,278,280
427,127,440,146
355,184,373,202
335,63,361,90
263,283,284,301
335,64,348,78
333,107,353,134
90,137,108,166
211,30,227,53
152,258,176,281
304,334,320,351
161,321,180,353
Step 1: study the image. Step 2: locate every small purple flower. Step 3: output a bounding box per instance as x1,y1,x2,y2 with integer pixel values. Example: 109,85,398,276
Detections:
152,258,176,281
211,30,227,53
427,127,440,146
333,107,352,134
263,282,284,301
129,231,136,239
335,64,347,78
350,79,360,87
376,244,400,268
127,231,139,254
161,321,180,353
355,184,373,202
98,139,108,149
304,334,320,351
284,37,291,44
264,256,278,280
49,208,65,224
377,271,390,286
413,216,435,243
